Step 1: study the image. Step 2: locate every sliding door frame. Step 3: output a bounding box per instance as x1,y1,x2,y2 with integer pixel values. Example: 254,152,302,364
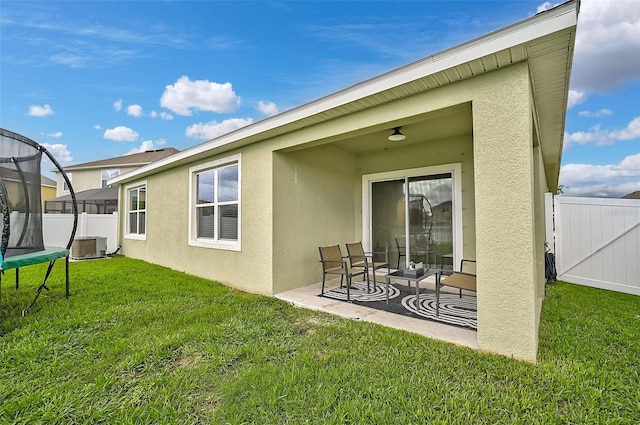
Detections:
362,163,463,269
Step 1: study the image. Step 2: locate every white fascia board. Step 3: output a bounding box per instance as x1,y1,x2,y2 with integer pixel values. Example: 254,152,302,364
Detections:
110,1,578,187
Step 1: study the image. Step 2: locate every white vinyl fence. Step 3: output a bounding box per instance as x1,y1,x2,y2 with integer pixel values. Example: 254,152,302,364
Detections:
551,196,640,296
43,212,119,254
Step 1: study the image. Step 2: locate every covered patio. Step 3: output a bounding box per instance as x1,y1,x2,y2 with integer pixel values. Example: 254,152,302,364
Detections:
276,271,478,349
269,11,576,360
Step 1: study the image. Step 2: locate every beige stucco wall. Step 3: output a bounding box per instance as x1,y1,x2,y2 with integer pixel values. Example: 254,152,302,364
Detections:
272,145,358,293
119,143,274,296
533,144,550,330
471,62,540,362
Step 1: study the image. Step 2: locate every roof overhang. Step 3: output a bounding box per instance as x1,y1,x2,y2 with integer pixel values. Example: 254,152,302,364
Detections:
63,162,152,172
45,187,118,202
110,0,578,190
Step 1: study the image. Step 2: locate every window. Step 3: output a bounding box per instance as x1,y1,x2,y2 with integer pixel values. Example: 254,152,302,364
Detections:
63,172,73,192
102,169,120,188
189,155,240,250
126,182,146,240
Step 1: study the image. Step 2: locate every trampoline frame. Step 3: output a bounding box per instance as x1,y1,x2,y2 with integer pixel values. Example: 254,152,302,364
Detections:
1,128,78,316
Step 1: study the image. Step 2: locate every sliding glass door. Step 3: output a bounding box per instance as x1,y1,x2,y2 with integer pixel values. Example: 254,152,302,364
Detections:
368,168,457,270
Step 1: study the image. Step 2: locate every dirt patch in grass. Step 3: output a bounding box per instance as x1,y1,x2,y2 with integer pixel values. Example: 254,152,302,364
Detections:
173,352,204,369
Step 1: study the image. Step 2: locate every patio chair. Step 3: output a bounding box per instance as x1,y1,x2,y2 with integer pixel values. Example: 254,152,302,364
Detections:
395,237,406,269
319,245,366,302
435,259,476,316
345,242,389,291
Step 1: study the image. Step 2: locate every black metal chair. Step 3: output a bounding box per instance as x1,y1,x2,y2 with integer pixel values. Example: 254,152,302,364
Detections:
395,237,406,269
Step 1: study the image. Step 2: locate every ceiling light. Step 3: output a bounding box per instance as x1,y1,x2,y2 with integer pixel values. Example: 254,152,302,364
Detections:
388,126,406,142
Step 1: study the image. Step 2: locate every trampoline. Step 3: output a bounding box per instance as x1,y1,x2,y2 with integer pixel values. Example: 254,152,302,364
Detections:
1,128,78,316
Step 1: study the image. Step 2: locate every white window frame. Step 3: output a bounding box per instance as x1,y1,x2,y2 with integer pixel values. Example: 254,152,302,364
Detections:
125,180,147,241
361,163,463,268
188,154,241,251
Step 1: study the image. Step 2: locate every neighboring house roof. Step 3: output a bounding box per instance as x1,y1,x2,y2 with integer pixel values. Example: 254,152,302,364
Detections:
46,186,118,202
110,1,578,191
1,169,57,188
61,148,180,172
622,191,640,199
41,175,56,188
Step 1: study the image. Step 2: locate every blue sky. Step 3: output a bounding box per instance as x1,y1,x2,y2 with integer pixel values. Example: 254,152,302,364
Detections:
1,0,638,197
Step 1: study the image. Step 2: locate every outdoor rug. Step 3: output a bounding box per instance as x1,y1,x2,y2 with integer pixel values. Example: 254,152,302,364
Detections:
320,280,477,330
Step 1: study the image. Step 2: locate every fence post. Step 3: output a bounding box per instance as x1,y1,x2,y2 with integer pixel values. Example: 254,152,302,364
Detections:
79,212,88,237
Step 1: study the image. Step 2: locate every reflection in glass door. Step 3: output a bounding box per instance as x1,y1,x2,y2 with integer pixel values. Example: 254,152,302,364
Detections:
371,179,405,268
371,173,453,269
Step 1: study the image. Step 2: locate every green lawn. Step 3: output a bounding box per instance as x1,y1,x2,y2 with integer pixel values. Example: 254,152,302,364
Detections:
1,256,638,424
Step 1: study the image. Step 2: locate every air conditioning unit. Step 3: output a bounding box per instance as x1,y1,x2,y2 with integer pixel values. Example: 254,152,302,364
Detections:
71,236,107,260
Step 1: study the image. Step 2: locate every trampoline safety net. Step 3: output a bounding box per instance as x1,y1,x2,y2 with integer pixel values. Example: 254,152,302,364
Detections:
1,129,45,258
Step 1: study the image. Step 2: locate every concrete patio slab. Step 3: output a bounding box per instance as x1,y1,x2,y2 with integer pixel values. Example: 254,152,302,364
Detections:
275,275,478,350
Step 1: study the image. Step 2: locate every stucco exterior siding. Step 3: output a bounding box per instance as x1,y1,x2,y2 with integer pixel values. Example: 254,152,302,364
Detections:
120,143,275,296
272,145,357,294
472,62,539,362
533,144,548,326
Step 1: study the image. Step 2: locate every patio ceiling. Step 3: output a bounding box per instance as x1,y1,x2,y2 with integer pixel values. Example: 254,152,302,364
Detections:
323,103,473,155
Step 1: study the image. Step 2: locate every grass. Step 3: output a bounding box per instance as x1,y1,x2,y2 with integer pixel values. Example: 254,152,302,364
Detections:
0,256,638,424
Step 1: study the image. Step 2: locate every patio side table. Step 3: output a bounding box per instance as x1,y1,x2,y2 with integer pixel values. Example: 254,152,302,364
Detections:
384,269,440,310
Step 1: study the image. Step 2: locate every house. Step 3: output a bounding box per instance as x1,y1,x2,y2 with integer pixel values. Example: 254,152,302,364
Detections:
109,2,579,362
46,148,179,214
1,169,56,211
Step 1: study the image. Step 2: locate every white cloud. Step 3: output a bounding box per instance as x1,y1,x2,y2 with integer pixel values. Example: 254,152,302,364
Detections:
564,116,640,148
94,124,101,129
127,104,143,117
46,131,63,138
578,109,613,118
536,2,562,14
114,99,123,112
559,152,640,198
258,100,279,116
567,90,587,109
160,76,241,116
186,118,253,140
41,143,73,163
571,0,640,92
127,139,167,154
150,110,174,120
103,126,139,142
28,104,54,117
